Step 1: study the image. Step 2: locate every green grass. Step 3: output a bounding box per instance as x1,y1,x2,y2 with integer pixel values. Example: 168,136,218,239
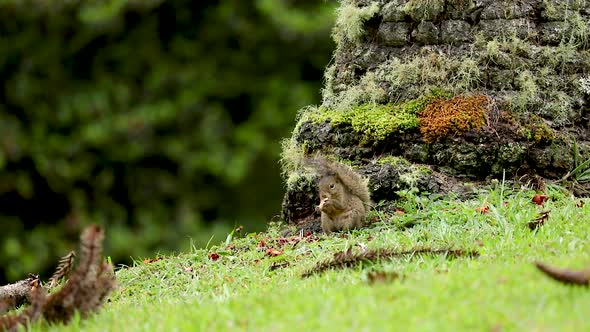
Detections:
35,185,590,331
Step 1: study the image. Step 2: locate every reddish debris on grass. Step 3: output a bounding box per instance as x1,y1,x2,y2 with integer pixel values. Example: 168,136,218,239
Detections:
475,204,489,214
265,248,283,257
143,257,163,264
276,237,295,246
367,235,374,241
208,252,220,261
394,208,406,215
226,244,236,251
532,194,549,206
184,266,194,273
527,210,550,230
256,239,267,249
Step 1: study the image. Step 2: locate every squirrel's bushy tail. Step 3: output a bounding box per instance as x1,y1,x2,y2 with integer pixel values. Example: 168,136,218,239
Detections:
305,154,371,205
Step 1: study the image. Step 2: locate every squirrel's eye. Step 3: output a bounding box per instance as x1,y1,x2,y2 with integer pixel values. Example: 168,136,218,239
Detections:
329,184,335,189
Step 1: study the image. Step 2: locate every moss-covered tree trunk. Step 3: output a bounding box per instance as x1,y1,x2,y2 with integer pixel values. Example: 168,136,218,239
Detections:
281,0,590,227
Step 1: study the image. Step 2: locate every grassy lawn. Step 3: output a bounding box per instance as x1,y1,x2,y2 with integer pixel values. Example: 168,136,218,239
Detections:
37,185,590,332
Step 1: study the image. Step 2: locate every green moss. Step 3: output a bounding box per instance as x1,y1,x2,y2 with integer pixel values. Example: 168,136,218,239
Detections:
491,142,527,174
378,155,411,166
327,71,387,112
539,90,575,127
485,39,501,58
313,91,451,145
332,1,380,45
335,103,419,143
475,35,583,123
321,64,337,105
279,137,306,180
402,0,445,21
542,0,588,21
541,41,577,73
399,164,432,187
565,12,588,47
498,143,527,162
375,155,432,189
518,114,554,144
378,50,481,98
508,70,540,113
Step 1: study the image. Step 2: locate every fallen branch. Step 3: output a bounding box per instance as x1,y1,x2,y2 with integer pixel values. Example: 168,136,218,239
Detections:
0,275,39,314
534,261,590,286
0,279,46,332
0,224,117,331
302,247,479,278
0,250,78,314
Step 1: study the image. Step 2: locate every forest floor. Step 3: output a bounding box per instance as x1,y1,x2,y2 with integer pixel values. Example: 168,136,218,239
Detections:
38,184,590,331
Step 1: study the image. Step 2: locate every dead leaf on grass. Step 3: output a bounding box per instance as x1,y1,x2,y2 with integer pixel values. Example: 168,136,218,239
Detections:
532,194,549,206
256,239,267,249
208,252,220,261
476,204,489,214
143,257,163,264
265,248,283,257
534,261,590,286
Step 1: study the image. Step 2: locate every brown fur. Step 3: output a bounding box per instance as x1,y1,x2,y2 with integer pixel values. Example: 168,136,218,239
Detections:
309,156,371,233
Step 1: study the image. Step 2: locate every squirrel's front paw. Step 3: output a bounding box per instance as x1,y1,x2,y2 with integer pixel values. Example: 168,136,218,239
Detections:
318,197,329,210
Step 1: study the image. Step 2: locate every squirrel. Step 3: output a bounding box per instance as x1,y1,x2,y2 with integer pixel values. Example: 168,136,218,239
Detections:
307,155,371,233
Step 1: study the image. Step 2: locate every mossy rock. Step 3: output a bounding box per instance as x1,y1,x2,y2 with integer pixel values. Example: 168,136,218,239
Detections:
280,155,471,226
280,0,590,228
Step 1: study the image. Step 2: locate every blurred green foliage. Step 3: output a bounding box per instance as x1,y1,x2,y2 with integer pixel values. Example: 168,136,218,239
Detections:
0,0,336,282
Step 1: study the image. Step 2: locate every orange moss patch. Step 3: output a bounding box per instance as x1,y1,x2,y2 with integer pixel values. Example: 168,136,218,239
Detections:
418,95,490,143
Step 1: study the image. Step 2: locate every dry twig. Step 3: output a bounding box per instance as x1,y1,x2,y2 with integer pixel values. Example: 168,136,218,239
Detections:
302,247,479,278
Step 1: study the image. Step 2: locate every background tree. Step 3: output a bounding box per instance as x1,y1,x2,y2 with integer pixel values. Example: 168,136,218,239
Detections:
0,0,337,283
